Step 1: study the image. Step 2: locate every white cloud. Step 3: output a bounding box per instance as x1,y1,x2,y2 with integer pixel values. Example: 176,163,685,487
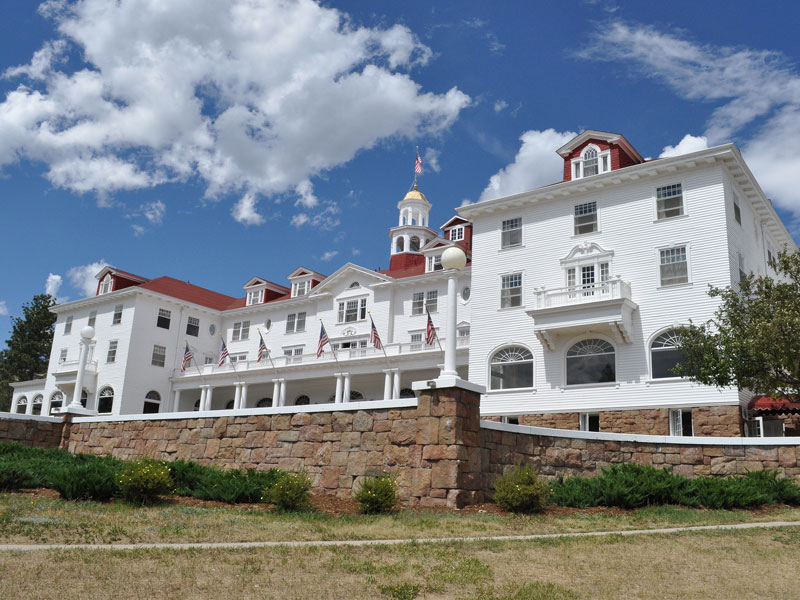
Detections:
294,180,318,209
231,192,265,226
659,134,709,158
290,201,340,229
320,250,339,262
351,248,361,256
141,200,165,225
67,260,108,297
45,273,63,297
479,129,576,202
493,100,508,113
580,22,800,215
0,301,7,316
0,0,469,224
131,224,146,237
423,148,441,173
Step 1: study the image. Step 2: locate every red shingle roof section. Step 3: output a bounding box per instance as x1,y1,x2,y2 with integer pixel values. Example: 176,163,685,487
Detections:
748,396,800,415
139,277,237,311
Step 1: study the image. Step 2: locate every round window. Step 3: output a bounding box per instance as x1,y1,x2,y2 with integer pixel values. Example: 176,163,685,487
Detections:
461,286,471,302
209,324,216,335
265,319,272,331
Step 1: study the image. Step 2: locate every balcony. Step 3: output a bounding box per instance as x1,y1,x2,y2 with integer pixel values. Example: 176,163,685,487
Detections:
53,359,99,392
527,278,637,350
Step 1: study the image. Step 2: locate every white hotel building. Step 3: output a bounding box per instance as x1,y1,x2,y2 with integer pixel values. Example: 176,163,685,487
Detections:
9,131,797,436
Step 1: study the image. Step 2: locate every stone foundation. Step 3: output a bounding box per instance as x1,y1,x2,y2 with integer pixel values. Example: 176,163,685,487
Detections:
0,415,64,448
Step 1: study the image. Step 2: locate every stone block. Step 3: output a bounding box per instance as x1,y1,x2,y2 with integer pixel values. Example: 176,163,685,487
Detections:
745,446,778,462
416,417,439,445
204,438,221,458
564,449,583,468
737,461,765,474
422,444,446,461
346,453,367,477
438,417,457,445
212,418,228,438
311,413,332,426
272,415,292,430
340,431,361,450
277,430,300,443
680,447,704,465
277,457,304,472
431,461,459,489
290,442,316,458
723,446,745,457
291,413,312,427
300,425,324,442
419,497,448,508
360,432,379,452
332,412,354,432
244,431,265,448
374,419,392,433
778,447,797,468
353,411,374,432
632,452,653,465
410,468,432,497
330,451,349,466
391,419,417,445
320,466,340,489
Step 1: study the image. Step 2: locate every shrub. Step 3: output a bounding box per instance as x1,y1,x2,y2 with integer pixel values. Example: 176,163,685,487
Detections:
0,460,40,490
50,459,119,502
354,474,398,514
493,464,551,513
116,459,173,504
170,460,282,503
265,471,312,511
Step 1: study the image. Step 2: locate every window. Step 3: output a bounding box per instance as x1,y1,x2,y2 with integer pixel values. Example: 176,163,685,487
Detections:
88,311,97,328
409,236,421,251
286,312,306,333
98,387,114,414
292,280,310,297
461,286,471,302
669,408,693,436
294,395,310,406
15,396,27,414
156,308,171,329
733,193,742,225
284,347,303,364
64,316,73,335
582,147,599,176
31,394,43,416
490,346,534,390
151,344,166,367
400,388,416,399
457,325,470,347
232,320,250,341
650,330,684,379
230,353,247,363
246,289,264,306
566,339,615,385
59,348,68,363
49,391,63,415
501,273,522,308
572,145,610,179
181,316,199,337
112,304,123,325
426,255,443,272
204,356,214,365
411,292,425,315
501,218,522,248
738,253,746,283
659,246,689,286
143,391,161,414
579,413,600,432
349,281,361,289
106,340,118,363
574,202,597,235
256,397,273,408
450,226,464,241
410,332,423,352
338,298,367,323
657,184,683,220
99,275,113,295
425,290,438,313
566,262,609,295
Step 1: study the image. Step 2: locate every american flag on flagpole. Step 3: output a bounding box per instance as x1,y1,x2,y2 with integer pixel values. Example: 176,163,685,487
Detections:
369,317,383,350
181,343,193,372
218,340,229,367
415,152,422,174
426,311,437,346
257,332,267,362
316,323,330,357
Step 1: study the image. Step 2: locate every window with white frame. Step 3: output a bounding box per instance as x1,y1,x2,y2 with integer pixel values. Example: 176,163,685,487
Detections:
738,253,747,283
766,243,777,267
579,413,600,432
232,320,250,341
656,184,684,220
151,344,166,367
490,346,533,390
143,391,161,414
246,289,264,306
31,394,43,416
88,310,97,328
291,280,310,297
283,347,303,364
572,145,610,179
501,218,522,249
566,262,609,295
409,332,424,352
186,316,200,337
669,408,693,436
106,340,118,363
285,312,306,333
204,356,214,365
566,339,615,385
411,292,425,315
733,193,742,225
64,316,73,335
500,273,522,308
574,201,597,235
156,308,171,329
49,391,63,414
98,387,114,414
230,353,247,363
450,226,464,241
59,348,68,363
457,325,470,346
659,246,689,286
99,275,113,295
112,304,123,325
425,290,438,313
338,298,367,323
426,255,443,272
650,329,684,379
15,396,27,414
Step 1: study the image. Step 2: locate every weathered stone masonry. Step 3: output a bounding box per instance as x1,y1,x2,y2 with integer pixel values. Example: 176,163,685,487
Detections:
0,415,65,449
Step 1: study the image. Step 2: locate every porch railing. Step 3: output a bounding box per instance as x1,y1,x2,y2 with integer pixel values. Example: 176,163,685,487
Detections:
532,278,631,310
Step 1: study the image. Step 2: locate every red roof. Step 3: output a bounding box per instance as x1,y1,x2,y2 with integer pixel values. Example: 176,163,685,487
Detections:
748,396,800,415
138,277,237,311
109,268,150,283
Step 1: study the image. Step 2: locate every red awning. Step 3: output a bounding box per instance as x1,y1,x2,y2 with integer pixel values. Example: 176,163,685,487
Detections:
748,396,800,415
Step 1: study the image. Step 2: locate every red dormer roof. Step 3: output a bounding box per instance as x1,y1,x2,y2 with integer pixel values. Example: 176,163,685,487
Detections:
138,277,237,311
557,130,644,182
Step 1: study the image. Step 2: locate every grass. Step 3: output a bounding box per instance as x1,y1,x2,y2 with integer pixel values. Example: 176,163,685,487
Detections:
1,491,800,545
1,527,798,599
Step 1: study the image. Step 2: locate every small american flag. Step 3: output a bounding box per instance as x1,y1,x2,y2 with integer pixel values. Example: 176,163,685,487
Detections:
218,340,229,367
181,343,193,372
257,332,267,362
316,323,329,357
415,152,422,174
426,311,437,346
369,317,382,350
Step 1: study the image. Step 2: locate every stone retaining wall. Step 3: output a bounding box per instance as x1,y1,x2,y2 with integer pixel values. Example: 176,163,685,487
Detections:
0,415,64,448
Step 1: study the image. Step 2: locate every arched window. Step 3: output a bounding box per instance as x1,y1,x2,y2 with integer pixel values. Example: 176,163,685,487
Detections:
15,396,27,414
409,236,420,251
144,390,161,414
567,339,615,385
349,281,360,289
256,397,273,408
582,147,598,177
31,394,43,416
327,390,365,403
396,237,405,253
49,391,63,414
294,395,310,406
490,346,534,390
80,389,88,408
98,387,114,414
651,329,684,379
399,388,416,399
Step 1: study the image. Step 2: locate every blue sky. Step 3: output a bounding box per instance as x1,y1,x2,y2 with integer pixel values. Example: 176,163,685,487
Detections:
2,0,800,345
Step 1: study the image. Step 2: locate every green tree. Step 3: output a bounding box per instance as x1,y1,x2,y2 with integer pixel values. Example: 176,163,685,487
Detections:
674,251,800,397
0,294,57,411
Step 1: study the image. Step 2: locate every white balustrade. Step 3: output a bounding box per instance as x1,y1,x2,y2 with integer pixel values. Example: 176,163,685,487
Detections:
533,278,631,310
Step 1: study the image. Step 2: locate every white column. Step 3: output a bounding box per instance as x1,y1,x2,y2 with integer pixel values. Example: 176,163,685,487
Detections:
279,380,286,407
69,328,95,409
342,373,351,403
10,396,18,414
392,370,401,399
25,397,34,415
272,380,280,405
240,384,248,409
198,387,206,411
334,374,344,404
383,370,392,401
442,271,458,377
233,384,242,410
173,389,182,412
205,386,214,411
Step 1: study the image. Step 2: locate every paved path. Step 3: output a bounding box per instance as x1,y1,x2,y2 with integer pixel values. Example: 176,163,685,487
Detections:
1,520,799,552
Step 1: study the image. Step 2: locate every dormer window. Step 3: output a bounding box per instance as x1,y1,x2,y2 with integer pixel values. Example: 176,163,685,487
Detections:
572,145,610,180
246,289,264,306
426,255,443,272
292,280,310,297
449,226,464,241
99,275,113,295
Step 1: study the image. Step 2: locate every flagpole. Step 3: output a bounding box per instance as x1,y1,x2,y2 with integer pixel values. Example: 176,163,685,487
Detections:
184,339,208,411
427,310,444,353
320,318,342,372
257,327,278,372
368,311,393,371
219,333,240,378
